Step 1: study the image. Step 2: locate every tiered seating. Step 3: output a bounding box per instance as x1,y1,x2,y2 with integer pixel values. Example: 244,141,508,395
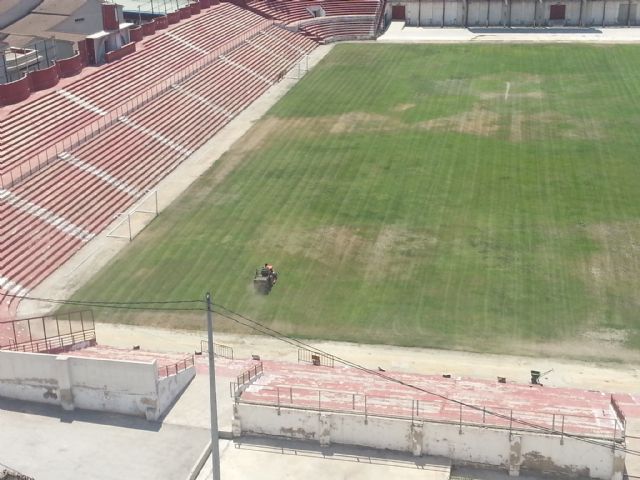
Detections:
1,3,273,188
247,0,379,23
0,26,317,317
240,360,623,439
245,0,380,42
300,17,376,42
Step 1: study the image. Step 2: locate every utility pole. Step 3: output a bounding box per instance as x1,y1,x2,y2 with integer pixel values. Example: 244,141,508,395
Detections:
206,293,221,479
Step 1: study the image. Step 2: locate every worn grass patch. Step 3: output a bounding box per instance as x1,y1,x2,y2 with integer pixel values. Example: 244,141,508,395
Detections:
65,44,640,358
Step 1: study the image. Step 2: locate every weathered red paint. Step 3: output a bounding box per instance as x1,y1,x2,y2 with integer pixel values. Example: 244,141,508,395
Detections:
142,21,156,36
129,25,143,42
153,15,169,29
28,63,60,91
105,42,136,63
0,76,31,106
102,3,119,30
179,6,192,18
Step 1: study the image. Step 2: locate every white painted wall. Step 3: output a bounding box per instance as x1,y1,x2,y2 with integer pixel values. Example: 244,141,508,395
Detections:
236,403,625,480
157,366,196,415
390,0,638,25
69,356,159,418
0,350,194,421
0,0,41,30
0,351,62,406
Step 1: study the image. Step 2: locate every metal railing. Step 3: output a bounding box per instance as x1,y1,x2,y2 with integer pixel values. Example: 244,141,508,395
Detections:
0,310,95,353
374,0,388,34
297,348,334,367
3,330,95,354
200,340,234,359
1,19,275,190
235,383,626,443
158,354,195,377
230,362,264,397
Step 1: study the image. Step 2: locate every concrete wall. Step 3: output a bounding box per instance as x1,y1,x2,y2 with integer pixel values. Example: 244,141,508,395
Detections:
388,0,640,26
54,0,123,36
0,350,194,420
157,367,196,415
0,0,41,30
235,403,625,480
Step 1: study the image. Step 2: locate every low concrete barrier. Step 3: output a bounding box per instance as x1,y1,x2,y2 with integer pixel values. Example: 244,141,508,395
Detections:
28,63,60,91
57,54,83,77
235,403,626,480
0,350,194,420
0,75,31,106
105,42,136,63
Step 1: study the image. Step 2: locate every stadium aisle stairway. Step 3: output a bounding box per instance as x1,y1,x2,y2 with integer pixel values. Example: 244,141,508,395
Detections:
1,3,273,185
244,0,380,42
0,26,317,318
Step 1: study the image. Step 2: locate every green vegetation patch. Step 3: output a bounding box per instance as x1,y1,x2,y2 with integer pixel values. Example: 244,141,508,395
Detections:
67,44,640,358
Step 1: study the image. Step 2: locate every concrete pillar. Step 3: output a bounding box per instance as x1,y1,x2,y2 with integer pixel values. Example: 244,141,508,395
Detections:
411,423,424,456
319,413,331,447
612,447,625,480
232,404,242,438
509,434,522,476
55,356,74,411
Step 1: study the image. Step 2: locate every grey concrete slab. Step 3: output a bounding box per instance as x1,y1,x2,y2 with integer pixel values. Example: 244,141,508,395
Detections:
197,436,452,480
0,398,209,480
161,372,235,432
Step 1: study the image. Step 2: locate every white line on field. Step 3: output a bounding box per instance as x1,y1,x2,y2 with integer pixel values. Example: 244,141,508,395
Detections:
504,81,511,101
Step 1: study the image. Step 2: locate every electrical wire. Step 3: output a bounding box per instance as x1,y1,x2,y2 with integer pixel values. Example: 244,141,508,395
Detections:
2,291,637,456
212,303,640,457
3,292,204,306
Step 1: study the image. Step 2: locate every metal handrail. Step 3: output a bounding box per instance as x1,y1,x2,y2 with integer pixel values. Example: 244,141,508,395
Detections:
1,19,275,190
158,354,195,377
200,339,234,359
236,383,626,443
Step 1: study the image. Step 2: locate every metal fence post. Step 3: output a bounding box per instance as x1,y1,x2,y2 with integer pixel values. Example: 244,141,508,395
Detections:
561,415,565,445
364,395,368,425
459,404,463,434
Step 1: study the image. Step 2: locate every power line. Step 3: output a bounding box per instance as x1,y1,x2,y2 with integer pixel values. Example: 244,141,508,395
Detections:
212,303,640,457
4,292,203,306
3,292,637,456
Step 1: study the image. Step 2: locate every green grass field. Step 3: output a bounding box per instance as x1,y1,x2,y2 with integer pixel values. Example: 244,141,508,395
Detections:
67,44,640,357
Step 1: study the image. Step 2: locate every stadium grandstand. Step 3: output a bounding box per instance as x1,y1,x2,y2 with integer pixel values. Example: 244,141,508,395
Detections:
2,1,640,479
